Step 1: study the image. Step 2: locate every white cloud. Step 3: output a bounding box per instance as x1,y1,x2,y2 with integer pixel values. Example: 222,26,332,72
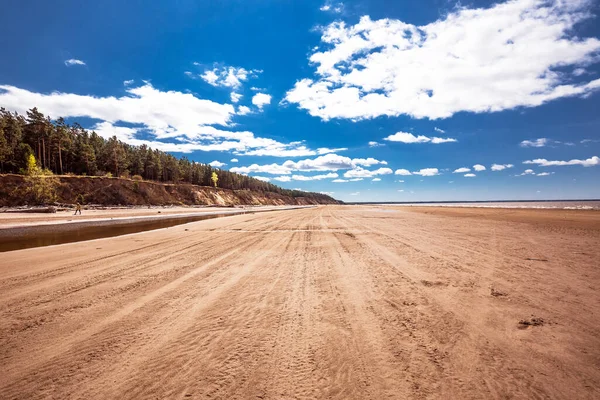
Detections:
518,169,536,176
230,163,293,175
64,59,86,67
332,179,348,183
473,164,486,172
273,176,292,182
491,163,514,171
344,167,393,178
523,156,599,167
395,169,412,176
349,178,363,181
253,176,271,182
520,138,549,148
372,178,381,181
230,158,239,163
350,192,360,196
384,131,456,144
0,83,327,157
209,160,226,168
285,1,600,121
237,105,252,115
320,2,343,13
199,65,259,89
317,147,348,154
464,173,476,177
123,80,135,86
453,167,470,173
230,154,388,175
536,172,554,176
252,93,272,109
290,172,339,181
288,153,387,172
396,180,404,183
368,141,384,147
413,168,439,176
573,68,586,76
434,127,445,134
230,93,243,103
398,189,404,192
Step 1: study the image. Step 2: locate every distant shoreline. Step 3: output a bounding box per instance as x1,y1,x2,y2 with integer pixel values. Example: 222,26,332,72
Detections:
346,199,600,205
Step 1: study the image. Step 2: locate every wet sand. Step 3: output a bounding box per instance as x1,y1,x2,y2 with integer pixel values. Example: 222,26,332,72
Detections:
0,206,270,228
1,206,599,399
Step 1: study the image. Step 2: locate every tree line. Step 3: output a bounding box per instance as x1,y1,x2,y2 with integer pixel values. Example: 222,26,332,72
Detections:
0,107,335,202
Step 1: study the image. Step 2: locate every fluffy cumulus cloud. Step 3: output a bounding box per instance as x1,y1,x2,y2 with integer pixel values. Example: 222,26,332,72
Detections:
520,138,549,148
384,131,456,144
453,167,470,173
372,178,381,182
285,0,600,121
0,83,319,157
209,160,226,168
252,93,272,109
344,167,392,178
237,105,252,115
230,154,390,181
368,141,384,147
199,65,260,89
281,172,339,181
285,153,388,172
253,176,271,182
518,169,536,176
230,158,239,163
491,163,514,171
64,59,86,66
413,168,439,176
523,156,599,167
230,93,243,103
394,168,439,176
229,163,293,175
464,173,476,177
473,164,486,172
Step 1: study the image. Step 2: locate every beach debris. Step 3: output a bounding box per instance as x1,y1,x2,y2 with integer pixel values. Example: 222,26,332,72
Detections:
490,286,507,297
526,257,548,262
518,316,545,329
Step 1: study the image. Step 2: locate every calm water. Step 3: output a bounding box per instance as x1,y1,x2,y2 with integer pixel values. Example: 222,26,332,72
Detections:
381,201,600,210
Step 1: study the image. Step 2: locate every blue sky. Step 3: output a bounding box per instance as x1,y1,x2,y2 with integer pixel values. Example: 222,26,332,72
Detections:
1,0,599,202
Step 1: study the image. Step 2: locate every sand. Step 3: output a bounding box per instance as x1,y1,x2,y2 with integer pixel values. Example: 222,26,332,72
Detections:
0,205,599,399
0,206,269,228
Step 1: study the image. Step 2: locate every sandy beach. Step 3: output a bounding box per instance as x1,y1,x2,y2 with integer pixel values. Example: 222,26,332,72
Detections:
0,206,271,229
1,205,599,399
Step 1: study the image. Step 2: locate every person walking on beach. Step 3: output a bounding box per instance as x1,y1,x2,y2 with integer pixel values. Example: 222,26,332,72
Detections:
74,202,82,215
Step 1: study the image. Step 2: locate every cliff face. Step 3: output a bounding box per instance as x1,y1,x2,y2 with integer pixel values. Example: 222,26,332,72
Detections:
0,175,341,207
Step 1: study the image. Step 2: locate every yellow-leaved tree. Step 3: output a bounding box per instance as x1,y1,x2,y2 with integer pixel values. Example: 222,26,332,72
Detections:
23,154,59,204
211,171,218,188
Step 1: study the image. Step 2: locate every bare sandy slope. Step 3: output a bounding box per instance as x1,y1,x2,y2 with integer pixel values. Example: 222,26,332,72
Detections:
1,206,599,399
